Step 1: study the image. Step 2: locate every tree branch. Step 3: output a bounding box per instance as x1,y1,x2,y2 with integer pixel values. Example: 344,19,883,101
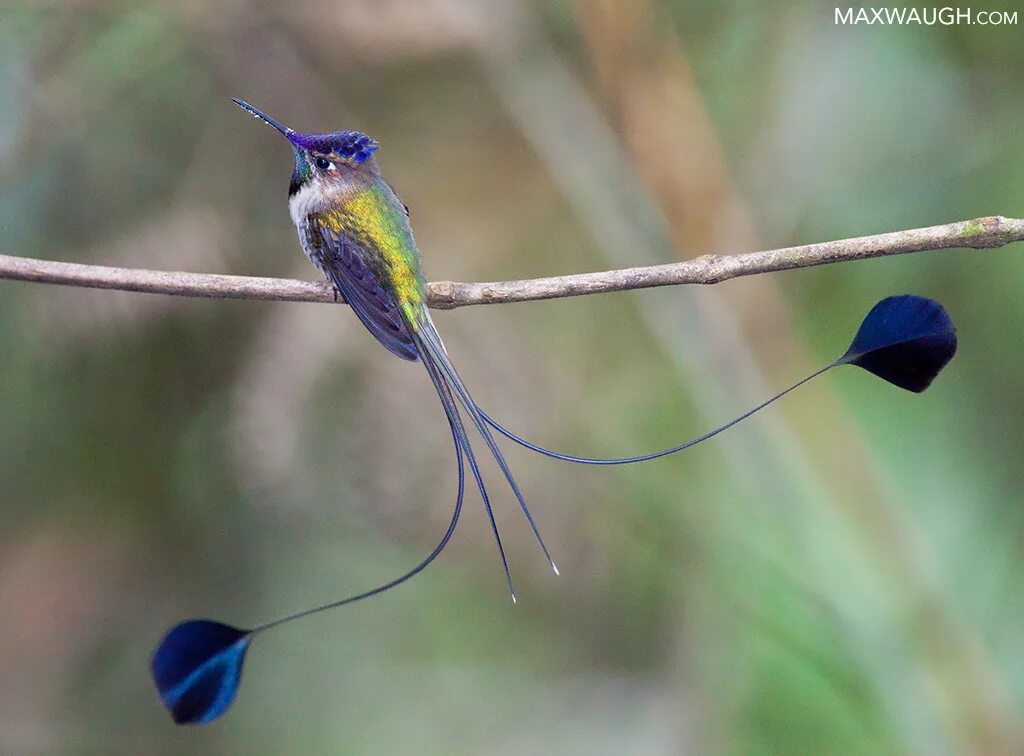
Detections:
1,216,1021,310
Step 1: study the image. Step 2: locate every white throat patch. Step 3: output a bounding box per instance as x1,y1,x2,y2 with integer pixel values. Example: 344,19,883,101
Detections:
288,181,324,229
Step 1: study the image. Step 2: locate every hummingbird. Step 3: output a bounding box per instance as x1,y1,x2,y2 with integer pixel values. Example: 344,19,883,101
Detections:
229,98,558,597
149,98,958,726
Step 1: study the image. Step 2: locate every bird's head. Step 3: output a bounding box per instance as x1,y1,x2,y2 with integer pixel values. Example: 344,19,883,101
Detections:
232,98,379,201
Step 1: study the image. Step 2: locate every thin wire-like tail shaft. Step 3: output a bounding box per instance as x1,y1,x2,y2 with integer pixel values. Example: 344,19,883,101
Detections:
477,364,834,466
416,333,519,602
253,374,467,634
413,315,559,585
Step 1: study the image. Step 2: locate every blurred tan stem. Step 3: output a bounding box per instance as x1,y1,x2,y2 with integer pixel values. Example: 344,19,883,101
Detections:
1,215,1020,308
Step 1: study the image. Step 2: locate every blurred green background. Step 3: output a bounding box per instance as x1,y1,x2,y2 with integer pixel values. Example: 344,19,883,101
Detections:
2,1,1023,753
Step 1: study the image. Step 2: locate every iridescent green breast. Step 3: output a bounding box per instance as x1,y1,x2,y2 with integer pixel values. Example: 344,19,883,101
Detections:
319,183,426,324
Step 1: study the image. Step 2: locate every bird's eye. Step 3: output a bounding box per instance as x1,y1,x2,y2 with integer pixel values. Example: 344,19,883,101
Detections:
315,157,333,171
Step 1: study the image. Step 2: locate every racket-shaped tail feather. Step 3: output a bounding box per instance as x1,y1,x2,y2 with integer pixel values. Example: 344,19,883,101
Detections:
151,370,468,725
479,296,956,466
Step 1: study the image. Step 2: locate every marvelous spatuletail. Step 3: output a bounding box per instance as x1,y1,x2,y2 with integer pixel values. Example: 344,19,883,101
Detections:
150,99,958,725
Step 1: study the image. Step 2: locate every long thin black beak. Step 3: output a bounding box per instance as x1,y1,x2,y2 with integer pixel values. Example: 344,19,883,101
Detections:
231,98,292,138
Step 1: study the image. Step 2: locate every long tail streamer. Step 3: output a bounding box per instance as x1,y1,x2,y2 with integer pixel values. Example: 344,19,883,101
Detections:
481,296,956,465
151,294,957,725
479,295,956,465
414,317,559,582
151,368,467,725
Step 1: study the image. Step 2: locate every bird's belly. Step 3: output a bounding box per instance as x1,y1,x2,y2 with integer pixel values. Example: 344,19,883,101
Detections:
295,223,324,272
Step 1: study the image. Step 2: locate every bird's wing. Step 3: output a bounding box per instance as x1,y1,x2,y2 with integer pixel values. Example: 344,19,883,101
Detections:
310,220,419,361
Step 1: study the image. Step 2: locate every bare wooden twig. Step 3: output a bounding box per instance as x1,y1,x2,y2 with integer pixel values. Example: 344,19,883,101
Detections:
1,216,1021,310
